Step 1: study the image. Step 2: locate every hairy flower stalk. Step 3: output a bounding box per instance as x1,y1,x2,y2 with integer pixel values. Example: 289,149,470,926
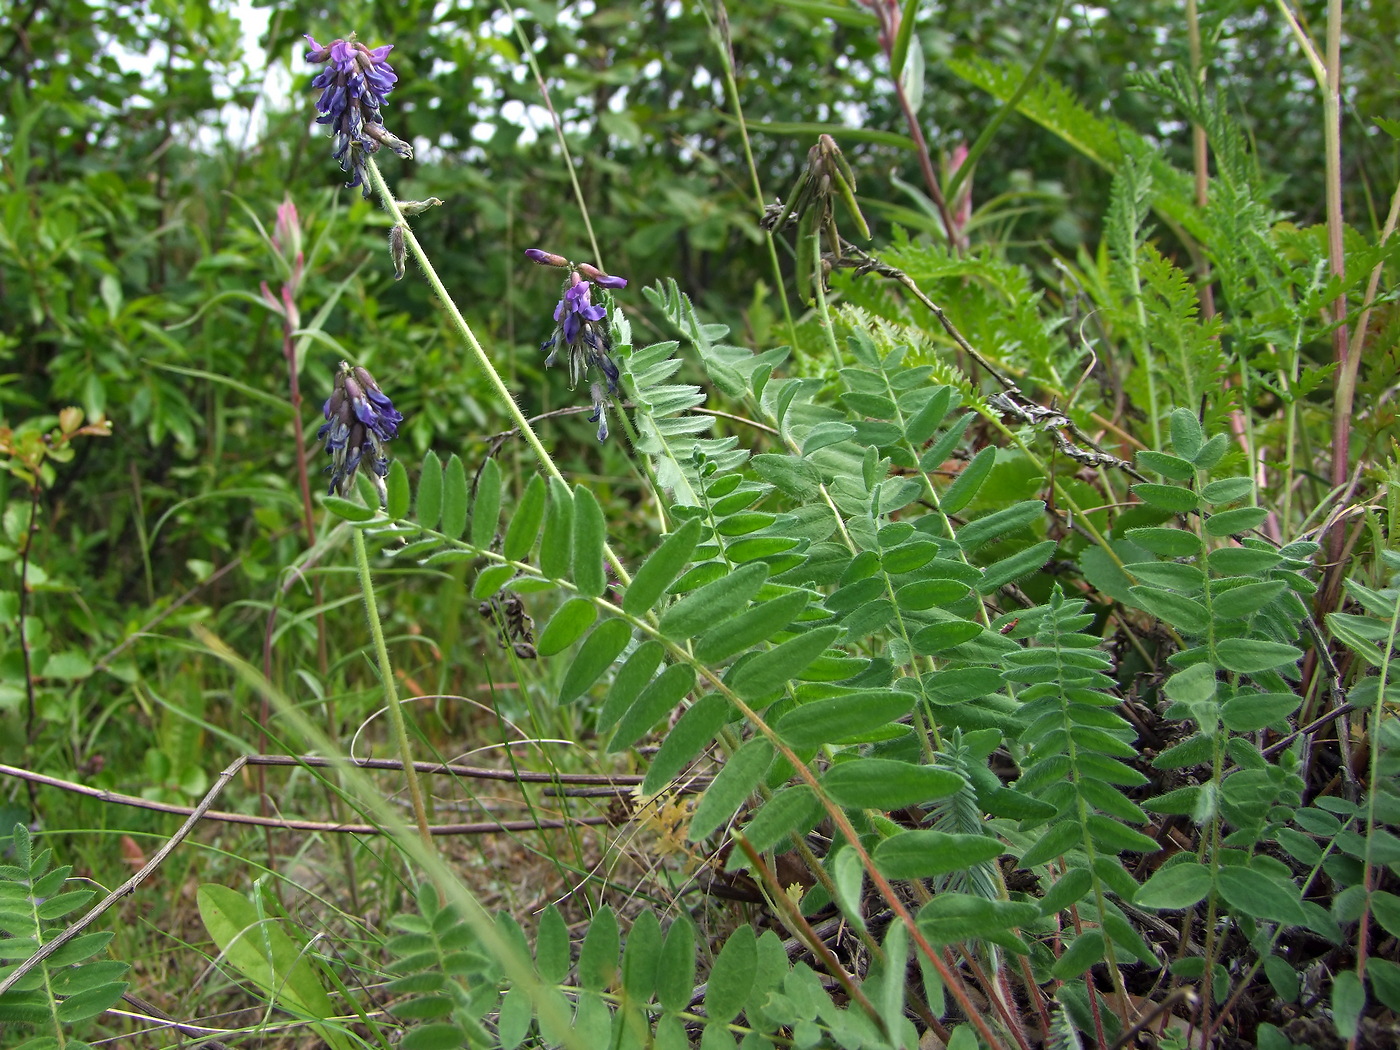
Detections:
318,362,404,498
526,249,627,440
305,34,413,198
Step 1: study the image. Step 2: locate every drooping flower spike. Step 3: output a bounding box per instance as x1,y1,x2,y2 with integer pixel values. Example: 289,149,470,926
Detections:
317,362,404,498
305,34,413,198
526,249,627,441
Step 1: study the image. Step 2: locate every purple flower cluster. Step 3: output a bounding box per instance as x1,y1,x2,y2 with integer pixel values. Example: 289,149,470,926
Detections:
305,35,413,198
526,250,627,440
318,363,404,496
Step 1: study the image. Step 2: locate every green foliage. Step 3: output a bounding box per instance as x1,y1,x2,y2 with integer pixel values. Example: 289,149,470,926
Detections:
0,826,129,1050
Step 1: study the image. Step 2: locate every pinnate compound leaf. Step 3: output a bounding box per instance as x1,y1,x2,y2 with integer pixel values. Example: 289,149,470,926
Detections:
728,626,842,701
689,737,775,841
821,759,961,810
1129,586,1209,634
643,693,732,795
623,517,702,616
535,597,598,657
873,830,1004,879
559,618,633,704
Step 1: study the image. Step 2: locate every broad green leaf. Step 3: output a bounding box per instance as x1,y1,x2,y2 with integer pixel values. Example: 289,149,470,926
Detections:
497,985,532,1050
643,694,732,795
1039,868,1094,916
704,925,756,1024
1216,867,1307,924
599,640,665,730
439,455,469,539
775,689,916,748
739,786,823,853
1051,930,1104,979
539,479,573,579
1131,483,1197,514
954,500,1045,549
1136,861,1212,910
821,759,961,810
1204,507,1268,537
728,626,842,701
658,561,769,640
904,387,956,444
1018,820,1080,868
656,917,696,1012
471,564,515,600
1125,527,1202,557
694,589,811,665
873,830,1003,879
534,905,569,983
978,539,1057,593
751,453,822,499
940,445,997,514
916,893,1038,947
911,620,982,654
54,982,127,1023
197,884,354,1050
323,496,375,522
1332,969,1364,1041
1129,586,1209,634
578,906,619,990
1214,639,1303,674
1136,450,1195,480
609,663,697,752
623,518,702,616
621,910,662,1002
688,737,775,841
559,619,633,704
503,474,547,562
401,1023,470,1050
536,597,598,657
1169,408,1204,459
385,459,410,520
572,484,607,597
416,452,442,530
1211,581,1286,620
1200,477,1254,504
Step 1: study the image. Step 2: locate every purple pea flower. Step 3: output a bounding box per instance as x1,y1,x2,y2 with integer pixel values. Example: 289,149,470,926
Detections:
318,362,404,498
305,34,413,198
528,251,628,440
